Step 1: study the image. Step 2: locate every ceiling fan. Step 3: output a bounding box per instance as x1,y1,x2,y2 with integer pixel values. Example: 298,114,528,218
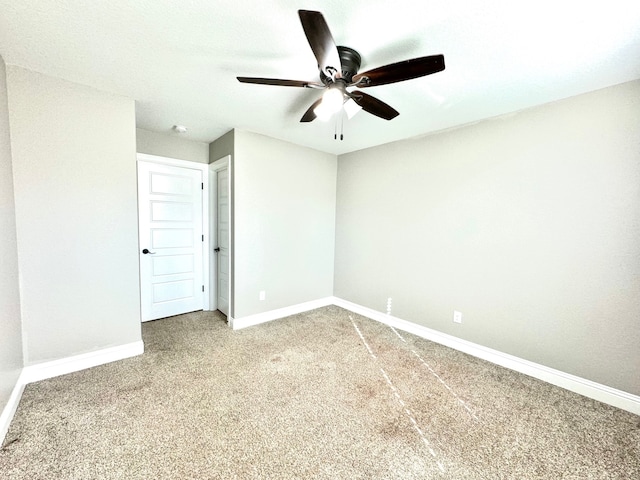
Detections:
237,10,445,124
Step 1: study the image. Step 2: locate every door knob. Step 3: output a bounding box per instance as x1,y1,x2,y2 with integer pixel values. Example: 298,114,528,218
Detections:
214,247,220,253
142,248,156,254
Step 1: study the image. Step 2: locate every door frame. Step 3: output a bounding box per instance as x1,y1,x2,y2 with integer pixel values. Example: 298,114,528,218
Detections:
209,155,233,320
136,153,211,312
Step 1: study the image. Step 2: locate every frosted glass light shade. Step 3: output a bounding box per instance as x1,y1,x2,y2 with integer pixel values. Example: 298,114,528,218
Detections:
314,87,344,121
343,98,362,119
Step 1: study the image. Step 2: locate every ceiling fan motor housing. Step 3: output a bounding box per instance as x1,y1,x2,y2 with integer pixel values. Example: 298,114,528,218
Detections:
320,46,362,84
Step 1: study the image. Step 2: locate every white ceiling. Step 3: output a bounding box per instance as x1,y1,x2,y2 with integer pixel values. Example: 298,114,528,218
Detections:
1,0,639,155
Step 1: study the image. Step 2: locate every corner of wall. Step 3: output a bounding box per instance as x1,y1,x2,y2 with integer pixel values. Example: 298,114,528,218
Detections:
208,129,235,163
0,53,25,445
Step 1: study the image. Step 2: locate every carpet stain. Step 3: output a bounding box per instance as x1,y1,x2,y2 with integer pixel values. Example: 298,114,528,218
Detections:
1,437,19,450
350,316,447,474
378,417,411,440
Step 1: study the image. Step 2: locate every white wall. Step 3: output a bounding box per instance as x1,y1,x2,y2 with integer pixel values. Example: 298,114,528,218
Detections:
0,57,23,415
233,130,337,318
136,128,209,164
335,80,640,396
7,67,141,364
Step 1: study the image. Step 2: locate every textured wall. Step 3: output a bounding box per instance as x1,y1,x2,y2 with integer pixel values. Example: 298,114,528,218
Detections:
136,128,209,164
7,67,141,364
233,130,337,318
0,57,23,415
335,80,640,395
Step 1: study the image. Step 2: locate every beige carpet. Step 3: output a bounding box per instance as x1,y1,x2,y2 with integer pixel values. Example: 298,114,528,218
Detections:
1,306,638,479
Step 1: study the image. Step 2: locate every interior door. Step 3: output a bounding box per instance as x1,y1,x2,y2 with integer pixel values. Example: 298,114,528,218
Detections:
138,161,204,321
216,167,230,316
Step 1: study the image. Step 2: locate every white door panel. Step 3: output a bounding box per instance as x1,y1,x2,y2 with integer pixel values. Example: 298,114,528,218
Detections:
152,255,194,276
151,228,194,248
150,173,193,195
151,201,193,221
138,161,204,321
153,279,194,302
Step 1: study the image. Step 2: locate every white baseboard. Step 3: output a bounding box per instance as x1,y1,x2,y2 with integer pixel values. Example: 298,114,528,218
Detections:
0,378,26,445
232,297,334,330
1,340,144,445
21,341,145,384
331,297,640,416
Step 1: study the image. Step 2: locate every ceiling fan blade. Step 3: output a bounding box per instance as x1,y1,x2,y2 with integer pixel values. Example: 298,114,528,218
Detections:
237,77,323,88
349,91,399,120
352,54,445,87
300,98,323,122
298,10,342,78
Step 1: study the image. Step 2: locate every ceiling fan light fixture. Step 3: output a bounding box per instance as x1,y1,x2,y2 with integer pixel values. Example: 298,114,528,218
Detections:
343,98,362,119
313,103,334,121
313,85,345,121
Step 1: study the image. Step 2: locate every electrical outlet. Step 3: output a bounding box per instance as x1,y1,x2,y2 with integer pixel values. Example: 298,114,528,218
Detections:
386,297,392,315
453,310,462,324
259,290,266,301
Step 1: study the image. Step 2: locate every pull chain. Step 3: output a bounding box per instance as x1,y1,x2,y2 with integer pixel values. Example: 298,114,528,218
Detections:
333,111,345,141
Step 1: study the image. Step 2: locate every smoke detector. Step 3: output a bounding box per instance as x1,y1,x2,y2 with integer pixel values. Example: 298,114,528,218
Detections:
172,125,188,134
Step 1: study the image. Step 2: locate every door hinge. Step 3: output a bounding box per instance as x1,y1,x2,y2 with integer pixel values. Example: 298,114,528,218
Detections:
202,285,205,292
202,234,204,241
201,182,204,190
